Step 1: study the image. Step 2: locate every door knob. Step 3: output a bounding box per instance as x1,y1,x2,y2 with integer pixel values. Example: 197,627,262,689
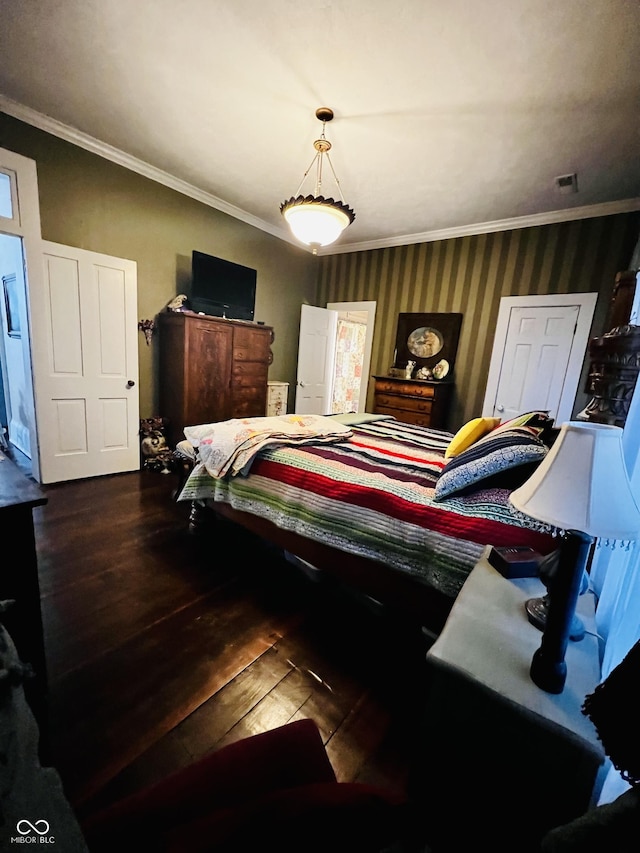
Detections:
497,404,504,412
127,380,135,387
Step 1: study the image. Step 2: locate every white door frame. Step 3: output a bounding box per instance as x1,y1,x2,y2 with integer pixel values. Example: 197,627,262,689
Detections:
482,292,597,425
0,148,45,481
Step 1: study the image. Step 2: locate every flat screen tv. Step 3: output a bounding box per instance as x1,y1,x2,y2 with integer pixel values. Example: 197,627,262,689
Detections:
190,251,257,321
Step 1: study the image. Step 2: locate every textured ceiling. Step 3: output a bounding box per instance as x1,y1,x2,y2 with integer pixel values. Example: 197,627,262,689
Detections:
1,0,639,254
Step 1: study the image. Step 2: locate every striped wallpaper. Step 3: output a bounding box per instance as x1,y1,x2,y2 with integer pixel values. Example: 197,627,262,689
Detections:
317,212,640,430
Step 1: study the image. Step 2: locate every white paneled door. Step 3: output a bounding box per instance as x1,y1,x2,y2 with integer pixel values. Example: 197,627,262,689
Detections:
483,294,597,424
34,242,139,483
492,304,578,421
294,304,338,415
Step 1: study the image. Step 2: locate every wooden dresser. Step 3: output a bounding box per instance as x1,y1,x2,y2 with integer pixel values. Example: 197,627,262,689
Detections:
0,452,49,758
372,375,453,429
159,312,274,448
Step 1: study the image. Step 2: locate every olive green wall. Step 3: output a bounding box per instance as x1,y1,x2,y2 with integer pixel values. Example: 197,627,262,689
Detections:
317,214,640,430
0,113,318,419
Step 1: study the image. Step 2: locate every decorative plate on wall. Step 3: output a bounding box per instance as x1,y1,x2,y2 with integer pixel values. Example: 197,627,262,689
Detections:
432,359,450,380
394,313,463,378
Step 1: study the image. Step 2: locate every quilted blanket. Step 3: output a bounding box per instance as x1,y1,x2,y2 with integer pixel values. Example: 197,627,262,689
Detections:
178,417,557,599
184,414,352,478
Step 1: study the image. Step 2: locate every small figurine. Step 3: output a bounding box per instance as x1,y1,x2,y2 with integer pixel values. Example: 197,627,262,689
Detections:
139,417,174,474
416,366,432,380
405,360,416,379
166,294,189,312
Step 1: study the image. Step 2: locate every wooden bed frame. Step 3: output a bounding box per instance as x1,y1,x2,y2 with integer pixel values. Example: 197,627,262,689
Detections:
187,496,457,635
172,412,556,638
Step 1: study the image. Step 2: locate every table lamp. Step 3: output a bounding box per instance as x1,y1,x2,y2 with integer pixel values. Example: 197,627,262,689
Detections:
509,422,640,694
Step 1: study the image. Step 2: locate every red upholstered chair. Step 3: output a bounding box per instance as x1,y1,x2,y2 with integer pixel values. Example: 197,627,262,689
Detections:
81,718,412,852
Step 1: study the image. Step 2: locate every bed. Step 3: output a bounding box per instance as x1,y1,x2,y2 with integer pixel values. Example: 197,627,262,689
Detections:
175,412,559,635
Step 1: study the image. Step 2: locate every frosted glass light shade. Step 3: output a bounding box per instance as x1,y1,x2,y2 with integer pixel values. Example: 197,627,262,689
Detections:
510,421,640,540
281,196,355,250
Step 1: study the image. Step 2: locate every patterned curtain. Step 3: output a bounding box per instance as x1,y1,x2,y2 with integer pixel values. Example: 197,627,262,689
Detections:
331,319,366,414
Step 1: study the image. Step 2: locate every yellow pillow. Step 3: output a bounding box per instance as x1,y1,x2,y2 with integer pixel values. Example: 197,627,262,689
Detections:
444,416,501,459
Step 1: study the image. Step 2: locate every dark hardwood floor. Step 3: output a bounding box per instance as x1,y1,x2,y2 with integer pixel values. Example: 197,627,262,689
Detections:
28,464,435,831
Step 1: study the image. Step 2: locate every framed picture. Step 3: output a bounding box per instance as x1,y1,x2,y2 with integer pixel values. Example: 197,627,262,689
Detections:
394,312,462,376
2,273,20,338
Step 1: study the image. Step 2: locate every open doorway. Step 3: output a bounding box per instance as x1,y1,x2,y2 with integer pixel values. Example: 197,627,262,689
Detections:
295,301,376,415
1,148,45,482
327,301,376,413
327,306,369,414
0,230,34,474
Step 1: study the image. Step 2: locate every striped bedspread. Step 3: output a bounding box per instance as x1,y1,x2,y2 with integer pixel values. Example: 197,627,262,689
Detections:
178,417,557,599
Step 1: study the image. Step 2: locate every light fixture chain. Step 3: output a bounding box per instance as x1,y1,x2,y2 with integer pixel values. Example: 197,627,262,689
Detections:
293,152,321,198
323,152,345,202
315,146,324,197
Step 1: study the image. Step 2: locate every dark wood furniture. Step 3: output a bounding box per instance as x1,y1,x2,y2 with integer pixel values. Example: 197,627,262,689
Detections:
158,311,274,448
579,324,640,426
0,452,48,755
578,271,640,427
372,376,453,428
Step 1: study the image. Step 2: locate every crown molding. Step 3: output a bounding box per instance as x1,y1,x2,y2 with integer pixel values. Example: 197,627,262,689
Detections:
3,96,639,258
322,198,640,255
0,96,293,243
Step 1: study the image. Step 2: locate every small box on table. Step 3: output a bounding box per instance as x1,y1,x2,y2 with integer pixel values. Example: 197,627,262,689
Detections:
488,546,543,579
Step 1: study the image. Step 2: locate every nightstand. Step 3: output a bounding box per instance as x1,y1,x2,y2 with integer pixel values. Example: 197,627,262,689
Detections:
416,549,606,852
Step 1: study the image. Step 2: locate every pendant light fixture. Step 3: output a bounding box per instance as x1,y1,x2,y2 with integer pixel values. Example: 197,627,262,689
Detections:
281,107,355,254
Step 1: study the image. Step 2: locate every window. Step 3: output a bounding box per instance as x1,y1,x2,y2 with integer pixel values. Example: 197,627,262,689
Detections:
0,171,13,219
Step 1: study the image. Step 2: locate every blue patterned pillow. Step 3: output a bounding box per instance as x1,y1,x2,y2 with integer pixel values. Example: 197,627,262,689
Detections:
433,427,548,500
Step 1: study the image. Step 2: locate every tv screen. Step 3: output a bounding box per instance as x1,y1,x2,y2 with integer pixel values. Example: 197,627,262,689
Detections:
190,251,257,321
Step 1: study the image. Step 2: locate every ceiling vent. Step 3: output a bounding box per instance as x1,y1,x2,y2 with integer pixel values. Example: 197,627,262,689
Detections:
555,173,578,194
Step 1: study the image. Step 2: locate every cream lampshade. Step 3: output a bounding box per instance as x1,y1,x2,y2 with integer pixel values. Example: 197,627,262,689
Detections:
510,421,640,693
510,421,640,541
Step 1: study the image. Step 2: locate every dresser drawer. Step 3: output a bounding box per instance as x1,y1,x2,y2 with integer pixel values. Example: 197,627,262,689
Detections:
232,384,265,401
372,375,452,431
233,398,268,418
375,406,432,427
375,379,435,398
375,393,433,414
232,377,268,394
234,325,274,348
233,346,273,364
232,361,269,380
